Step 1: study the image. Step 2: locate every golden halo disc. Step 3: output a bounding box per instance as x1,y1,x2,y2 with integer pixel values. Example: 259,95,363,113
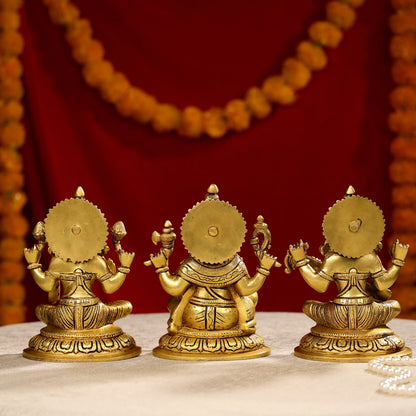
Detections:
322,195,385,258
44,198,108,262
181,199,247,264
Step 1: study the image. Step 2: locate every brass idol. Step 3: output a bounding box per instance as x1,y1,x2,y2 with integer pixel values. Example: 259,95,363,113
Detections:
285,186,412,362
23,187,140,361
145,184,280,360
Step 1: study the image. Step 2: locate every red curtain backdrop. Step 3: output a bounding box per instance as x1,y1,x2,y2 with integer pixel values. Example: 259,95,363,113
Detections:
21,0,393,321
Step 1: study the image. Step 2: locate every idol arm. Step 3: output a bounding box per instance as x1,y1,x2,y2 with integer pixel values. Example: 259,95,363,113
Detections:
158,271,191,297
373,240,409,291
24,243,56,292
145,220,190,296
236,248,280,296
286,240,331,293
101,243,135,294
234,271,268,296
297,265,331,293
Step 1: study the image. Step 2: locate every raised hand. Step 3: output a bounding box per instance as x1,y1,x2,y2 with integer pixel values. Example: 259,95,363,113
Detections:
23,244,44,265
390,239,409,264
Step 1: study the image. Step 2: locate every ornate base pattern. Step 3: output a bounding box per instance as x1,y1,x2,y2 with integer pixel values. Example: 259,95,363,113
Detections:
153,327,270,361
294,325,412,362
23,324,141,362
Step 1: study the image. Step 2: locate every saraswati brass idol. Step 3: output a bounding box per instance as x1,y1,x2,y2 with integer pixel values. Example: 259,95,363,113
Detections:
285,186,412,362
145,184,280,360
23,187,140,362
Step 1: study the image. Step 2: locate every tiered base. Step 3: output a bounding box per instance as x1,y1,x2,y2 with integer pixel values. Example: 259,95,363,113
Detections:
23,324,141,362
294,324,412,362
153,327,270,361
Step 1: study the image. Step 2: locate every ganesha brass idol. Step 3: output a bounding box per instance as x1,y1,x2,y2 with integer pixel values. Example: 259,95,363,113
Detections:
145,184,280,360
23,187,140,361
285,186,412,362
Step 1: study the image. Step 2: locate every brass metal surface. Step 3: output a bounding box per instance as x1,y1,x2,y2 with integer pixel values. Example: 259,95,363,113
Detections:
45,197,109,263
181,199,247,264
146,184,280,360
286,186,411,362
322,195,385,258
23,187,140,362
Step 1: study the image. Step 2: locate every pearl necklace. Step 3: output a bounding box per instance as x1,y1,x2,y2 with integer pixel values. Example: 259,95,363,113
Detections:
368,356,416,396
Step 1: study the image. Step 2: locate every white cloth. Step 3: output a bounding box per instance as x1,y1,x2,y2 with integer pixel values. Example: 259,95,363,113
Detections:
0,312,415,416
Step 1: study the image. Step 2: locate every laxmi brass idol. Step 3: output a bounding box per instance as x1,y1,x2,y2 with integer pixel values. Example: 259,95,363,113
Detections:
284,186,412,362
145,184,280,360
23,187,140,362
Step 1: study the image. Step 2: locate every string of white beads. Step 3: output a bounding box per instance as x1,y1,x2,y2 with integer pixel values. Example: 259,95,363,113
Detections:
368,355,416,396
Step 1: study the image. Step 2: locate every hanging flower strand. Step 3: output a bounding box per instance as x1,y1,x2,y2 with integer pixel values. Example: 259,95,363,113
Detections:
0,0,28,325
43,0,365,139
387,0,416,319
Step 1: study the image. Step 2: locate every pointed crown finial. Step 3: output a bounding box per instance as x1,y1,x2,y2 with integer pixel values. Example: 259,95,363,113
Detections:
207,184,219,194
206,184,219,200
75,186,85,198
346,185,355,196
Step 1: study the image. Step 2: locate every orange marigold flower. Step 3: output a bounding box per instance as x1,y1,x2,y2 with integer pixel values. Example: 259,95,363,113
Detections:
0,0,23,12
0,237,24,261
0,57,23,78
0,282,25,304
82,59,114,88
344,0,365,7
388,111,416,135
390,11,416,35
65,18,92,47
48,1,80,26
0,11,20,30
131,90,158,124
392,60,416,87
391,33,416,61
73,38,104,64
262,75,296,105
0,191,27,214
100,72,130,104
0,214,29,237
391,136,416,159
203,108,228,139
0,261,25,282
392,184,416,207
0,304,25,325
308,21,343,48
390,86,416,110
224,99,251,132
0,31,24,55
0,77,23,100
178,106,203,139
151,103,181,134
281,58,311,90
391,0,416,10
296,41,327,71
0,147,22,172
245,87,272,119
392,208,416,232
0,121,25,147
390,160,416,183
326,2,356,30
115,87,140,117
0,172,24,193
0,100,23,122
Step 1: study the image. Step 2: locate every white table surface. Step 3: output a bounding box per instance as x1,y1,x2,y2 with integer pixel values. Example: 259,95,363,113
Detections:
1,312,415,416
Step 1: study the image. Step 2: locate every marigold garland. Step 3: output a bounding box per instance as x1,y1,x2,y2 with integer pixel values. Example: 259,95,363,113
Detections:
42,0,366,140
388,0,416,319
0,0,26,325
